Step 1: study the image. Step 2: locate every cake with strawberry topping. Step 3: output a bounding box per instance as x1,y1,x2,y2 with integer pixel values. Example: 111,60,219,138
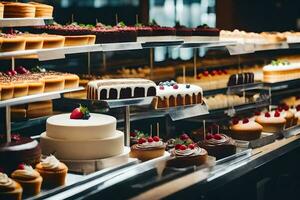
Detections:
153,81,203,109
198,129,236,160
40,105,125,160
275,105,295,128
167,134,207,168
230,118,263,141
255,111,286,133
129,135,166,161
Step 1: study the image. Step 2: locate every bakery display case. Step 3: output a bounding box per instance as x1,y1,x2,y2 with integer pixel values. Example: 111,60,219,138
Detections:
1,1,300,200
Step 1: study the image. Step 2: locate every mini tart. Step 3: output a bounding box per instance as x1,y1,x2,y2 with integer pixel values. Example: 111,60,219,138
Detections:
130,143,166,161
22,34,44,50
35,162,68,188
64,35,96,47
230,119,262,141
255,112,286,133
0,36,26,52
11,167,42,196
41,75,65,92
63,74,79,89
198,134,236,160
0,173,23,200
40,34,65,49
3,2,36,18
166,147,208,168
0,82,14,100
29,2,53,18
12,82,29,98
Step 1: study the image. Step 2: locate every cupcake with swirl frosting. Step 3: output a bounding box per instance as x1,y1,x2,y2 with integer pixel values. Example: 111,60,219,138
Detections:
167,134,208,168
11,164,42,196
130,136,166,161
0,172,23,200
35,155,68,188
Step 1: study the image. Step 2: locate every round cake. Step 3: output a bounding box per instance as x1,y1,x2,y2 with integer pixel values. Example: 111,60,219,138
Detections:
198,133,236,160
255,111,286,133
40,113,124,160
0,134,41,174
230,118,262,141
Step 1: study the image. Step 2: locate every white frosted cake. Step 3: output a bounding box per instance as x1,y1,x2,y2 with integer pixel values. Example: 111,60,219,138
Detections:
263,60,300,83
87,78,156,100
152,81,203,109
40,113,124,160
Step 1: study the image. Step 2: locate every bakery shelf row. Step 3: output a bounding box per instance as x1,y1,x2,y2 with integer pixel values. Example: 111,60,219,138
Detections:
2,39,300,62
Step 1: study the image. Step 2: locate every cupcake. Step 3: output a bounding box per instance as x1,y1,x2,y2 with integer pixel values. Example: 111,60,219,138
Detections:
0,172,23,200
129,136,166,161
11,164,42,196
35,155,68,188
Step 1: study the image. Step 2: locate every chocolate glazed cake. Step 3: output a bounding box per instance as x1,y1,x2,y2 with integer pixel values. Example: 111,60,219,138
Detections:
0,134,41,174
87,78,156,100
198,134,236,160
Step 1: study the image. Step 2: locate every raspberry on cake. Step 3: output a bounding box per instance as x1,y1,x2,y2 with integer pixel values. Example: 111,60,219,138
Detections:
129,136,166,161
167,134,207,168
255,111,286,133
230,118,262,141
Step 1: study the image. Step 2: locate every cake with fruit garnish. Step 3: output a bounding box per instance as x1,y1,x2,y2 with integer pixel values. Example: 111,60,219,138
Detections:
174,22,193,36
114,22,137,42
176,69,230,91
167,134,208,168
255,111,286,133
193,24,220,36
130,135,166,161
198,125,236,160
0,172,23,200
153,81,203,109
134,23,153,36
40,105,125,160
276,105,295,128
294,105,300,125
130,130,148,146
149,20,176,36
263,60,300,83
11,164,42,196
230,118,262,141
0,134,41,174
87,78,156,100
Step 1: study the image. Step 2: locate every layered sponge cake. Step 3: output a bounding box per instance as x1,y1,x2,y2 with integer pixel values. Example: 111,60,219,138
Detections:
40,113,124,160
